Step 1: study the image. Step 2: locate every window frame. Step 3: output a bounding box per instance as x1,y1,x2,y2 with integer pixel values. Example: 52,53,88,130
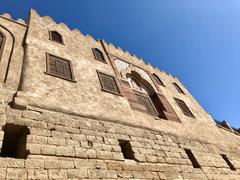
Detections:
92,48,106,63
49,30,64,45
45,53,76,83
0,31,6,62
135,92,159,117
173,82,185,94
153,73,165,87
97,70,122,96
174,98,195,118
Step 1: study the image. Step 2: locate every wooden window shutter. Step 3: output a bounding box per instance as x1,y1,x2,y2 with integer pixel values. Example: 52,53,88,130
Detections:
156,93,180,121
174,98,195,118
92,48,105,62
50,31,63,44
136,94,158,116
153,74,165,86
98,72,120,95
46,54,74,81
120,79,146,111
173,82,185,94
0,33,3,49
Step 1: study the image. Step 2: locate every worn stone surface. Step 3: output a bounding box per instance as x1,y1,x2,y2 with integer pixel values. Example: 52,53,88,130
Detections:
0,9,239,180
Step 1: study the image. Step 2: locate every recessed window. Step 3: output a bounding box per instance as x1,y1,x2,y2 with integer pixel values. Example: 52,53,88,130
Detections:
136,94,158,116
97,71,121,95
175,98,195,118
221,154,236,171
153,74,165,86
184,149,201,168
92,48,105,62
173,82,185,94
49,31,64,44
1,124,30,159
118,140,135,160
45,53,75,82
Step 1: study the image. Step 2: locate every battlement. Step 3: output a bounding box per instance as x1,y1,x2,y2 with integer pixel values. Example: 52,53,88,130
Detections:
0,13,27,26
0,9,239,179
30,9,177,79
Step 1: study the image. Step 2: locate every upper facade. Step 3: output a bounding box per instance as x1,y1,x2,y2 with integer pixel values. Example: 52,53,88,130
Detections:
0,9,239,148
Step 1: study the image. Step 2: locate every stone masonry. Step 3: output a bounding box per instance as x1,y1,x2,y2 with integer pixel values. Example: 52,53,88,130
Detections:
0,9,239,179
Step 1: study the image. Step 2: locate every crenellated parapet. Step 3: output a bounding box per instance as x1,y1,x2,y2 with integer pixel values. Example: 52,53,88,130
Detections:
0,13,27,26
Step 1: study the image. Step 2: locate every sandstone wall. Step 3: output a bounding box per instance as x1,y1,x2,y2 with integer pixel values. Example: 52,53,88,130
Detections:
0,9,239,179
0,14,27,90
11,10,235,148
0,102,239,179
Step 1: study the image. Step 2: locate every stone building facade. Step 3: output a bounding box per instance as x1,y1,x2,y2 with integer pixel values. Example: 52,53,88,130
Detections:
0,9,239,179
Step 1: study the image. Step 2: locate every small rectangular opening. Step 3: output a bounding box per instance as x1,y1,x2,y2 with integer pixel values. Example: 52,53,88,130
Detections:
221,154,236,171
118,140,135,160
1,124,30,159
184,149,201,168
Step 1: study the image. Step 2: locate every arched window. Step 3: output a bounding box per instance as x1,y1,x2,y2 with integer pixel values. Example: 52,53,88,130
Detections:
152,73,165,86
92,48,105,62
49,31,63,44
127,74,167,118
173,82,185,94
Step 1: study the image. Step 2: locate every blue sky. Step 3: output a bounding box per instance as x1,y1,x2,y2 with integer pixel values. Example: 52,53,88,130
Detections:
1,0,239,127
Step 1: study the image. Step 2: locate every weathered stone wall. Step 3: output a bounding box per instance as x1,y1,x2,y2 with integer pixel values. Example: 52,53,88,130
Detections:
0,103,239,179
11,9,234,148
0,9,239,179
0,14,27,90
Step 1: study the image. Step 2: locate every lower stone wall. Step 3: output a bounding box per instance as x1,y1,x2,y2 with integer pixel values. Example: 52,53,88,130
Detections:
0,105,239,179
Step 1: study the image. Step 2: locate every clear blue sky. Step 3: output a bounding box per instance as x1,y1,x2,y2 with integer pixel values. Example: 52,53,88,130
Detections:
1,0,239,127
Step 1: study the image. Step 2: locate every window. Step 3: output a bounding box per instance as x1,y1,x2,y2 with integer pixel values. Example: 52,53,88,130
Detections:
49,31,64,44
118,140,135,160
175,98,195,118
45,53,75,82
97,71,121,95
92,48,105,62
221,154,236,171
136,94,158,116
173,82,185,94
184,149,201,168
153,74,165,86
1,124,30,159
127,75,169,119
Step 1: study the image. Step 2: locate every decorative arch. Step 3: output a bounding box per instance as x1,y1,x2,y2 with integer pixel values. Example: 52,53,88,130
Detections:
126,71,168,119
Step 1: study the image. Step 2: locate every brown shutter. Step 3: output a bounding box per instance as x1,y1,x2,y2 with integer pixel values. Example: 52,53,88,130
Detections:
48,54,73,80
136,94,158,116
157,93,180,122
120,79,146,112
51,31,63,44
153,74,165,86
175,98,194,118
93,48,105,62
98,72,120,94
173,82,185,94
